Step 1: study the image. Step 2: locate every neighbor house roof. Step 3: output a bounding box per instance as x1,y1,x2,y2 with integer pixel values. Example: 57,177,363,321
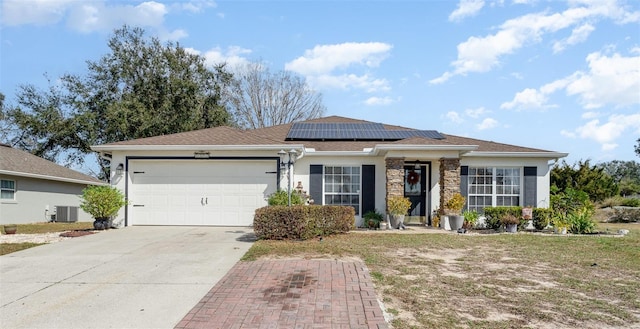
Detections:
0,144,104,185
92,116,566,158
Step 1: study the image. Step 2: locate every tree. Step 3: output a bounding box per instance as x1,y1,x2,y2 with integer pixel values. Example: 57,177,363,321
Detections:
225,61,325,129
636,138,640,158
551,160,618,202
600,160,640,196
6,26,232,177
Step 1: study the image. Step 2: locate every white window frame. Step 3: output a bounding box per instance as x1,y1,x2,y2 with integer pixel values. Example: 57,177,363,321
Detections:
323,165,361,216
467,167,522,213
1,179,16,200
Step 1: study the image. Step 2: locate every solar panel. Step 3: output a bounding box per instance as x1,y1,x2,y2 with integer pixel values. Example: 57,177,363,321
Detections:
286,122,444,141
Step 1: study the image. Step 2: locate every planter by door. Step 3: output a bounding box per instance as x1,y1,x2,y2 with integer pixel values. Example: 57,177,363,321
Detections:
390,215,405,229
3,224,17,234
506,224,518,233
448,215,464,230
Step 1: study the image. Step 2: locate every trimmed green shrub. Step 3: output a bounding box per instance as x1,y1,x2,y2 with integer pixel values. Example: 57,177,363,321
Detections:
532,208,553,230
483,207,523,230
267,189,304,206
79,185,127,219
609,207,640,223
254,205,355,240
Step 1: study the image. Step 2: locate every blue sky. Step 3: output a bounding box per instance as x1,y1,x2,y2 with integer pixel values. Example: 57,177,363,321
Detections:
1,0,639,169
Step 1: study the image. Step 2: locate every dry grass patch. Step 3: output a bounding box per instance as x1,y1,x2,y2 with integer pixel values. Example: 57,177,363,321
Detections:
243,224,640,329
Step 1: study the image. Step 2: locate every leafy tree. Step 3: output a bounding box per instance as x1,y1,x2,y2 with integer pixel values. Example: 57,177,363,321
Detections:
600,160,640,196
636,138,640,158
6,26,232,177
225,61,326,129
551,160,618,202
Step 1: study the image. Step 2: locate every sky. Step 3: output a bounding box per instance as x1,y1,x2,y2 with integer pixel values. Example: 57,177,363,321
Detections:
1,0,639,171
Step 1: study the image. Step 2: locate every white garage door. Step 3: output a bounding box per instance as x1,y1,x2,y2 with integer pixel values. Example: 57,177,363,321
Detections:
128,159,277,226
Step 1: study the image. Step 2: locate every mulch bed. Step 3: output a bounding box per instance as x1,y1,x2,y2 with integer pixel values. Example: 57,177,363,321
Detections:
59,230,96,238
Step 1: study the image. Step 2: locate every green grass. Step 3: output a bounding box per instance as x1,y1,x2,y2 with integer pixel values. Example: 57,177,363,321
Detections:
243,222,640,328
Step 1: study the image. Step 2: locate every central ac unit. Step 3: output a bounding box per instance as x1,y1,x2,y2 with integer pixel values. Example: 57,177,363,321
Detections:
55,206,79,222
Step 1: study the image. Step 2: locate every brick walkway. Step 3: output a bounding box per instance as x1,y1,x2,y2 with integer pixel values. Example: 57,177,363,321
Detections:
174,259,389,329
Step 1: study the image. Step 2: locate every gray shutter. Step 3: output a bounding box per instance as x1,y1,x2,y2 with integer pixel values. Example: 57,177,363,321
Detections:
309,165,323,205
362,165,375,215
460,166,469,208
523,167,537,207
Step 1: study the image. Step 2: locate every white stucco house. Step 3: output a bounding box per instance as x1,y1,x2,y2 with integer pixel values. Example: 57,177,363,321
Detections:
0,144,105,224
91,116,567,228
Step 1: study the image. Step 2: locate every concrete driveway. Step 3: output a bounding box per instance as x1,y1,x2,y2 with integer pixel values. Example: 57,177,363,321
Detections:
0,226,254,329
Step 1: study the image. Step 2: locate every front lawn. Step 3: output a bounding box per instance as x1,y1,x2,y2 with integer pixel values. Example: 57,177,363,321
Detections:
243,222,640,329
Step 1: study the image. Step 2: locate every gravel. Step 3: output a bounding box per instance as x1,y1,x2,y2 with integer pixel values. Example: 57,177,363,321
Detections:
0,232,72,244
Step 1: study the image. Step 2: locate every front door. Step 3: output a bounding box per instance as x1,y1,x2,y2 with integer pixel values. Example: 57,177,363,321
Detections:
404,164,429,224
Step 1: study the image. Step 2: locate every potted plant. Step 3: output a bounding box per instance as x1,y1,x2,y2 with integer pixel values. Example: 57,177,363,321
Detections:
552,215,569,235
388,195,411,229
445,193,466,230
500,213,520,233
80,185,127,230
363,209,384,230
462,210,479,229
3,224,17,234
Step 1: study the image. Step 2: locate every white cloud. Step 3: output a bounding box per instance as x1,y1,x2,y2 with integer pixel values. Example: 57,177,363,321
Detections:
581,111,600,119
552,23,595,53
66,2,168,34
501,50,639,110
571,113,640,150
364,96,394,106
464,107,489,118
560,130,576,138
476,118,498,130
285,42,393,93
1,0,75,26
186,46,252,68
173,1,217,13
445,111,464,124
431,0,640,83
449,0,485,22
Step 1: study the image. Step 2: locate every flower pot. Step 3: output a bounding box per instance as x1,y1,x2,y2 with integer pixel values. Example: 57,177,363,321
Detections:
506,223,518,233
448,215,464,230
390,214,405,229
93,217,112,230
3,224,17,234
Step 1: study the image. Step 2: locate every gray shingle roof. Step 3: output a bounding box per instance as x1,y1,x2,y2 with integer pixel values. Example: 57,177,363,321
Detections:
94,115,557,154
0,144,103,185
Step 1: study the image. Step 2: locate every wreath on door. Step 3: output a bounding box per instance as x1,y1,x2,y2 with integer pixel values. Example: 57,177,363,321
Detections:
407,170,420,186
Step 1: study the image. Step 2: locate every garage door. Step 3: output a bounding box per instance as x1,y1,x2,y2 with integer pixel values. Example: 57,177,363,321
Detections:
128,159,278,226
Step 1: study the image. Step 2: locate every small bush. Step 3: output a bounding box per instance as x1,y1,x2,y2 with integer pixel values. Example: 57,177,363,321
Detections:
267,189,304,206
532,208,553,230
599,196,625,208
608,207,640,223
567,208,596,234
254,205,355,240
621,198,640,207
363,209,384,229
483,207,522,230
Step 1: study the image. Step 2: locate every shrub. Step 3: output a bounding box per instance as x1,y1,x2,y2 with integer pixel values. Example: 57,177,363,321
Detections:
621,197,640,207
599,196,625,208
608,207,640,223
532,208,553,230
79,185,126,219
483,207,523,230
253,205,355,240
363,209,384,229
444,193,466,215
462,210,479,228
387,195,411,216
567,207,596,234
267,189,304,206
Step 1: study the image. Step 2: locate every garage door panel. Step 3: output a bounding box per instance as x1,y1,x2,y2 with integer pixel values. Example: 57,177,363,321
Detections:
129,160,277,226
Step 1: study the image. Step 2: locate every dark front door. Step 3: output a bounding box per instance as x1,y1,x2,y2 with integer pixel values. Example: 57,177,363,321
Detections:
404,164,429,224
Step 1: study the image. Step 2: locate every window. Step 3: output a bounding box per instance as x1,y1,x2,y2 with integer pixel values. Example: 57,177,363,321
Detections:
467,167,521,213
1,179,16,200
324,166,360,215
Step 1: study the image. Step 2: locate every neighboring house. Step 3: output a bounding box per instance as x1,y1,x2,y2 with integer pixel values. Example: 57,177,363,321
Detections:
0,144,105,224
92,116,567,228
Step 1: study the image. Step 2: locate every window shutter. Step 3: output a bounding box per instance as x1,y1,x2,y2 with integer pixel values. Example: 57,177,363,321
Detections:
523,167,537,207
460,166,469,204
362,165,375,215
309,165,323,205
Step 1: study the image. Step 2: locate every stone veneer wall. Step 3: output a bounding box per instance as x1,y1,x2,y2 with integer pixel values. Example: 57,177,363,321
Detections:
385,157,405,212
439,158,461,214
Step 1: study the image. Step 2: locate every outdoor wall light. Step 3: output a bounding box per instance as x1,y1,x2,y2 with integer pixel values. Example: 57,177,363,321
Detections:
414,160,421,169
115,163,124,176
